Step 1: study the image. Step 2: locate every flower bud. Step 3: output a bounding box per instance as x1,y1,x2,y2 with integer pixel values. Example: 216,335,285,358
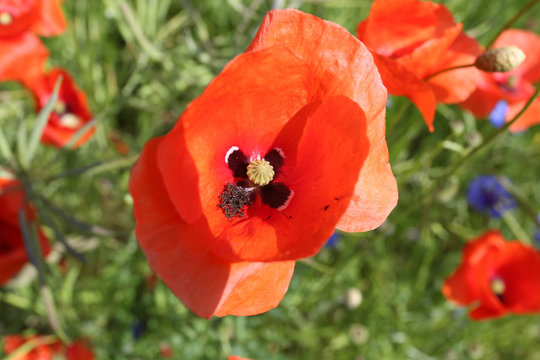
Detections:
474,46,526,72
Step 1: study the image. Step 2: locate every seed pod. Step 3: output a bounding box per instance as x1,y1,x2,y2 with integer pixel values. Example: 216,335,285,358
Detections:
475,46,526,72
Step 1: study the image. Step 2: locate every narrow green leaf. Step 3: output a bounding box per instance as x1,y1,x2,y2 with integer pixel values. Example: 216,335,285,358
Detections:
25,76,63,167
17,206,46,285
0,126,14,161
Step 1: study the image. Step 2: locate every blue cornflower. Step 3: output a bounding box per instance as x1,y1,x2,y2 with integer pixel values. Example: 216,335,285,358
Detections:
467,175,516,218
325,232,340,248
132,320,146,339
488,100,508,128
534,229,540,246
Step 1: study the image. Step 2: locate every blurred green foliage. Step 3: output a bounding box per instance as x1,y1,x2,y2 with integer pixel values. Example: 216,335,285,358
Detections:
1,0,540,359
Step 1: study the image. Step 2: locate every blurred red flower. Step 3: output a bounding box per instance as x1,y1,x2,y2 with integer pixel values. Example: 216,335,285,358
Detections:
24,68,94,147
0,177,50,286
229,356,252,360
3,335,94,360
130,9,397,318
443,230,540,320
0,0,66,82
460,29,540,132
357,0,482,130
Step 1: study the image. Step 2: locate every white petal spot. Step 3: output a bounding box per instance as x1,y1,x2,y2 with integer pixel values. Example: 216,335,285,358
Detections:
278,189,294,211
225,146,239,164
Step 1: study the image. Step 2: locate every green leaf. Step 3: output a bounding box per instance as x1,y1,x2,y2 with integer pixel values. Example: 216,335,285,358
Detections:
24,76,63,168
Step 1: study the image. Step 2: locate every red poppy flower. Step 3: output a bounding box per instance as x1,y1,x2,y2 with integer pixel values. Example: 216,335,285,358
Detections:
0,177,50,286
130,9,396,318
0,0,66,82
24,68,94,147
229,356,251,360
3,335,94,360
460,29,540,132
442,230,540,320
357,0,483,130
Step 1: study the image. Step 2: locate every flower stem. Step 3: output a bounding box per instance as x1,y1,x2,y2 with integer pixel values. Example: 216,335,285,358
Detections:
502,211,532,244
425,63,475,81
485,0,540,49
440,84,540,179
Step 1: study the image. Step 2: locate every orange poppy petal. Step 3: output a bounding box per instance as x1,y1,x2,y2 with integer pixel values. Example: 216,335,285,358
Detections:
248,9,397,232
371,53,436,130
508,97,540,132
212,96,369,261
130,138,295,318
427,32,483,103
494,29,540,82
29,0,66,36
0,34,48,82
157,45,312,228
398,23,462,78
357,0,441,57
458,73,500,118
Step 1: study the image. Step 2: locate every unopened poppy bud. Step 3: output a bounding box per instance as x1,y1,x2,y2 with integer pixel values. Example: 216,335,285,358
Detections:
0,12,12,25
475,46,526,72
247,158,274,186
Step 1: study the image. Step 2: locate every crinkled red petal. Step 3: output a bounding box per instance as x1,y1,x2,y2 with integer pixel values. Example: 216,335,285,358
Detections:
130,138,295,318
247,9,396,232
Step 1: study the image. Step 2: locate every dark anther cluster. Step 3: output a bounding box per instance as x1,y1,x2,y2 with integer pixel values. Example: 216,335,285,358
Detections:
218,183,253,219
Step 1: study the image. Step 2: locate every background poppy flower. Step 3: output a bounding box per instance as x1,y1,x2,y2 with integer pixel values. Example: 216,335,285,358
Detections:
357,0,483,130
460,29,540,132
130,9,395,318
443,230,540,320
24,68,94,147
466,175,516,218
0,177,50,286
3,335,94,360
0,0,66,82
229,356,252,360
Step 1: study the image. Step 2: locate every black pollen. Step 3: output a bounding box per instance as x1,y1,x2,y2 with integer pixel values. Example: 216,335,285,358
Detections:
218,183,253,219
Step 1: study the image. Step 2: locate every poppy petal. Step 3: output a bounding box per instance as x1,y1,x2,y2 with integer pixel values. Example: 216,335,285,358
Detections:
29,0,66,36
427,32,483,103
212,95,369,261
0,34,48,82
493,29,540,82
357,0,441,57
398,23,462,79
23,68,94,148
247,9,397,232
157,45,313,227
131,138,295,318
507,97,540,132
494,242,540,313
371,53,436,130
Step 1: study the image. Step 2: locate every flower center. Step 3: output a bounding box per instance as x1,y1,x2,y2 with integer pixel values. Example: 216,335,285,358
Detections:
0,12,12,25
490,277,505,296
54,101,67,114
59,113,83,129
246,158,274,186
